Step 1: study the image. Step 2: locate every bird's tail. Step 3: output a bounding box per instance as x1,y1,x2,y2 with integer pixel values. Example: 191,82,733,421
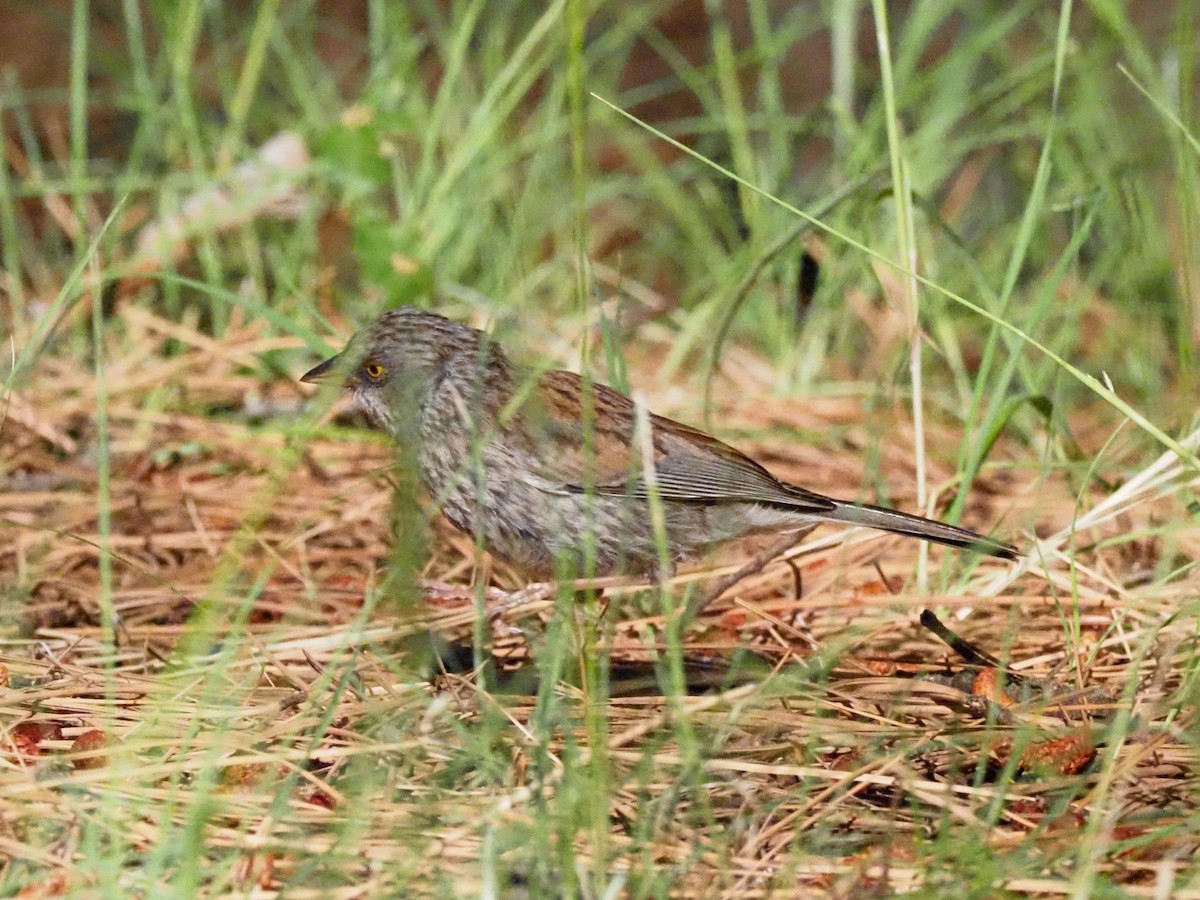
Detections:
819,501,1018,560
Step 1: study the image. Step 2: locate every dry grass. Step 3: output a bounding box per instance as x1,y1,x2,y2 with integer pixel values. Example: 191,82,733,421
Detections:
2,2,1197,894
4,306,1200,897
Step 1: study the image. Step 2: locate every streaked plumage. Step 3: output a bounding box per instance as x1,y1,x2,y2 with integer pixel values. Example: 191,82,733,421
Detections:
302,308,1018,576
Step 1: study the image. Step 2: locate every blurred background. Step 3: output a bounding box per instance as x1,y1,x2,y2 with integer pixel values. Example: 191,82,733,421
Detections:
3,0,1195,405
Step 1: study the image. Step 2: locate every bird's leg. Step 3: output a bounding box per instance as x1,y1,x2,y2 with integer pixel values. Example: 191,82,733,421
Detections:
682,527,817,624
590,588,611,621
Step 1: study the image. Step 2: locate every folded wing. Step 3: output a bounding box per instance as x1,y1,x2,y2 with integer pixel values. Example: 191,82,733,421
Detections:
523,370,836,514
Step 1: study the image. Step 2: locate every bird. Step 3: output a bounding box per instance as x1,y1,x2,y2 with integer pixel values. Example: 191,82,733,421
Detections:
301,307,1018,578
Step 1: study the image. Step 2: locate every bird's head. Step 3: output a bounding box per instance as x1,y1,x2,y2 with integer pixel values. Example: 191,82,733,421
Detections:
301,307,482,433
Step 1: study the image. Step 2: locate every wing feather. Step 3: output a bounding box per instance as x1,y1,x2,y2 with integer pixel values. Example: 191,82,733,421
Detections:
522,370,834,512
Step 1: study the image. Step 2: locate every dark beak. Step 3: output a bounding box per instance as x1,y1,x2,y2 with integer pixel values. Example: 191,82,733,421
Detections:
300,353,344,385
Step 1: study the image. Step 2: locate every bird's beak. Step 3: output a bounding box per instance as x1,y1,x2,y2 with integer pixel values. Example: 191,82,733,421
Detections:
301,353,350,386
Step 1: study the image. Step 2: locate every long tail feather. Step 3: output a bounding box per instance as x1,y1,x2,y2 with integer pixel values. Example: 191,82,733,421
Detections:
820,501,1018,560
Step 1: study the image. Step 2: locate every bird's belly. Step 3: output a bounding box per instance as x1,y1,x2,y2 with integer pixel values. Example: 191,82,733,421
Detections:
450,485,775,577
421,441,812,576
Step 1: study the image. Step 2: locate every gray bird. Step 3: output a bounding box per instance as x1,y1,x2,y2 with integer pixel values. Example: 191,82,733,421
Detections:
302,308,1017,577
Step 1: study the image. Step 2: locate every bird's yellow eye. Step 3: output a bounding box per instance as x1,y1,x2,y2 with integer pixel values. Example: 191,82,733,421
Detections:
363,362,385,380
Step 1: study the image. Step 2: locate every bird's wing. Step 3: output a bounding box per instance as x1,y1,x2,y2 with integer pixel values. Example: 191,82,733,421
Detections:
520,370,836,513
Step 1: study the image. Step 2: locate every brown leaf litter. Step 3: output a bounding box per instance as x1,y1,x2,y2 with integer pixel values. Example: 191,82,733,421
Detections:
3,309,1200,896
